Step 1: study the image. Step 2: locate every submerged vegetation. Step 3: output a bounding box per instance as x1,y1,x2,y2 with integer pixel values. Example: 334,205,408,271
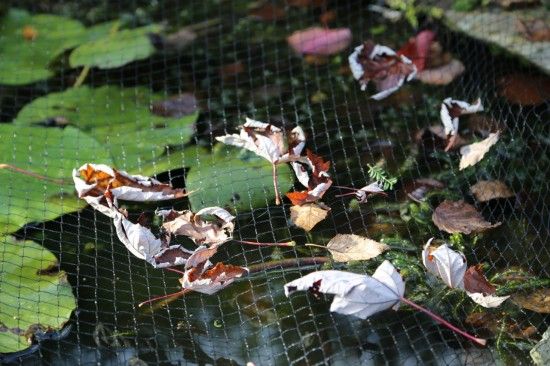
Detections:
0,0,548,364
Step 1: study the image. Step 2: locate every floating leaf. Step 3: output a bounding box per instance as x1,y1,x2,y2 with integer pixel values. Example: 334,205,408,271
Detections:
0,236,76,353
0,9,86,85
180,262,248,295
287,27,351,55
325,234,389,262
432,200,501,234
0,125,112,234
470,180,514,202
69,24,162,69
186,146,294,211
459,132,500,170
290,203,329,231
13,85,198,172
512,288,550,314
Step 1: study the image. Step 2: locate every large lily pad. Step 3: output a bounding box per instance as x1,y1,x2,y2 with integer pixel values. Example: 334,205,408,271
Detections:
12,85,198,172
0,125,112,234
0,236,76,353
69,24,161,69
0,9,86,85
186,146,294,211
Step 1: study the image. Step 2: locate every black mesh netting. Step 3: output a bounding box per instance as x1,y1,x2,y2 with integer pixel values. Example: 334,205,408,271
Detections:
1,0,549,365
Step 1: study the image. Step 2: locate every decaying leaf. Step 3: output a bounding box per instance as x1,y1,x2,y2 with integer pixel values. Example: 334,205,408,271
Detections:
498,74,550,106
287,150,333,205
517,18,550,42
157,206,235,246
348,41,417,99
432,200,501,234
512,288,550,314
181,262,248,295
287,27,352,55
397,30,435,71
284,260,404,319
325,234,389,262
422,239,466,289
290,203,330,231
470,180,515,202
440,98,483,152
151,93,198,118
459,132,500,170
334,182,387,203
466,312,538,339
215,118,306,205
423,241,509,308
73,163,186,202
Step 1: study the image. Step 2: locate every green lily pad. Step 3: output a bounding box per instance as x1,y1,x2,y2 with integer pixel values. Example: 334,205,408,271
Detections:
13,85,198,172
69,24,161,69
0,236,76,353
186,146,294,212
0,125,112,234
0,8,86,85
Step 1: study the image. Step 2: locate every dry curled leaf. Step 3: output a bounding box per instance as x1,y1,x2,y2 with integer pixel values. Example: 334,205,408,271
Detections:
287,150,332,205
287,27,352,56
464,265,510,308
459,132,500,170
512,288,550,314
151,93,198,118
181,262,248,295
325,234,389,262
440,98,483,151
432,200,501,234
422,239,466,289
73,163,187,202
348,41,417,100
498,74,550,106
470,180,514,202
290,203,330,231
157,206,235,246
284,260,404,319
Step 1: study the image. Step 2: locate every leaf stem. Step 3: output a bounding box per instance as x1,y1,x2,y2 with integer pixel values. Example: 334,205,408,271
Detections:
272,163,280,205
0,164,66,185
399,296,486,346
73,66,90,87
304,243,327,250
138,289,192,308
247,256,330,274
233,239,295,248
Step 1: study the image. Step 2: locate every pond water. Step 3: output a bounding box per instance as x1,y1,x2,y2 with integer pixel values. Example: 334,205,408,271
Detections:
2,1,549,365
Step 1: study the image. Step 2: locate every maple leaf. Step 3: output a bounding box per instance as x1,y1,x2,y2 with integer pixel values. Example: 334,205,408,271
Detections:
73,163,186,202
440,98,484,151
215,118,306,204
348,41,417,100
459,132,500,170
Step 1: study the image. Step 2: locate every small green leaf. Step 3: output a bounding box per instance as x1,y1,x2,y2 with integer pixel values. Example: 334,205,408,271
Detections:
0,236,76,353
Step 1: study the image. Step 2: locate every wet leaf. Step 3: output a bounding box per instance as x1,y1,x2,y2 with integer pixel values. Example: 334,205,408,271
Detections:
422,239,466,289
284,260,404,319
14,85,198,172
459,132,500,170
348,41,417,99
0,125,112,234
181,262,248,295
470,180,514,202
73,163,186,202
432,200,501,234
290,203,329,231
157,206,235,246
325,234,389,262
0,236,76,353
287,27,352,56
512,288,550,313
69,24,162,69
186,146,294,211
151,93,198,118
498,74,550,106
517,18,550,42
0,9,86,85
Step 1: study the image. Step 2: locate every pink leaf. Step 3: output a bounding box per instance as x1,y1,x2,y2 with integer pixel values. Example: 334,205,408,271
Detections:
288,27,352,55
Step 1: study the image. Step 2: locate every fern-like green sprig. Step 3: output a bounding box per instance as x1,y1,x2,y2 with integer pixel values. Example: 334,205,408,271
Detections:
367,164,398,190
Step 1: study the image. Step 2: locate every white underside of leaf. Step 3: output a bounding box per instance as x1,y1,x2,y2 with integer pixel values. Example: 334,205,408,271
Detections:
459,132,499,170
422,240,466,289
466,292,510,308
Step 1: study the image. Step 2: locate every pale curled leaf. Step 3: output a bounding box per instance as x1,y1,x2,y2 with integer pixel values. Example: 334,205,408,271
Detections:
470,180,514,202
440,98,484,137
466,292,510,308
422,239,466,289
180,262,248,295
432,200,501,234
459,132,500,170
157,206,235,246
290,203,330,231
284,260,404,319
73,163,186,201
326,234,389,262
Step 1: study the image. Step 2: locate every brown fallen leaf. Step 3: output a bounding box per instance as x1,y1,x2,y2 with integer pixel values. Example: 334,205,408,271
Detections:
512,288,550,313
325,234,389,262
517,18,550,42
432,200,501,234
459,132,500,170
464,265,496,295
466,312,538,339
151,93,198,118
287,150,333,205
470,180,514,202
181,262,248,295
22,25,38,41
290,203,330,231
466,114,505,137
498,74,550,106
249,3,286,22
